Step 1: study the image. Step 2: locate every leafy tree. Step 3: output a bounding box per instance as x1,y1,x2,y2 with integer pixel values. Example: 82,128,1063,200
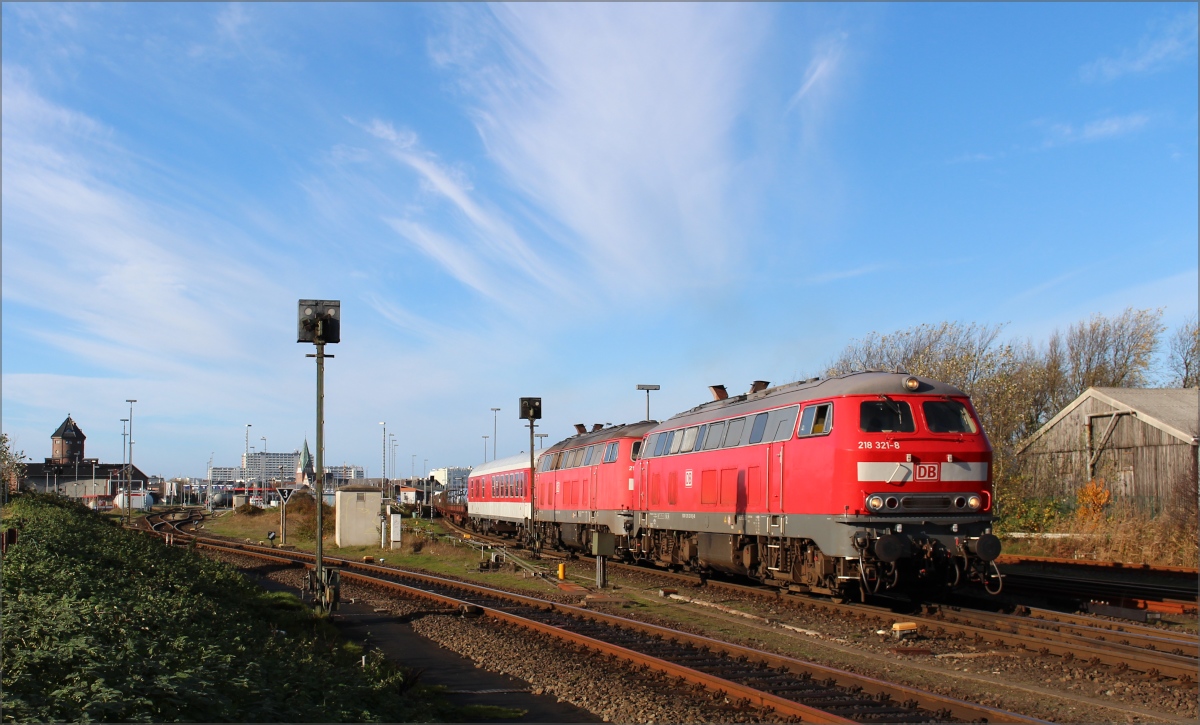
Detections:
1,432,28,503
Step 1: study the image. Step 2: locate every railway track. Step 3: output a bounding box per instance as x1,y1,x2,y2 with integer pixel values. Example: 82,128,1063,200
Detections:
440,520,1199,684
145,511,1049,724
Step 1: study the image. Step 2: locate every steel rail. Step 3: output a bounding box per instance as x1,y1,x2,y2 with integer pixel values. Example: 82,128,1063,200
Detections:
1020,606,1200,647
996,554,1198,577
437,518,1200,682
919,606,1199,675
940,606,1199,657
1002,571,1199,604
167,526,1049,725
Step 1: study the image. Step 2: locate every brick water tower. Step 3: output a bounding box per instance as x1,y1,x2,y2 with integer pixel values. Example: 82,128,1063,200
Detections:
50,415,86,464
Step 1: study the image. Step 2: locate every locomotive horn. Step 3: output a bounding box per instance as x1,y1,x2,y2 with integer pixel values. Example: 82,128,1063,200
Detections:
709,385,728,401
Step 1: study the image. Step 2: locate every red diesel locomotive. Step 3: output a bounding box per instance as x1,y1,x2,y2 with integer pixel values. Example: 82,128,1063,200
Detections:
462,371,1002,600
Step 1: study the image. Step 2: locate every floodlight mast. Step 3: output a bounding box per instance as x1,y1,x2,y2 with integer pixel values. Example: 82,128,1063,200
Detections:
299,299,339,611
637,384,660,422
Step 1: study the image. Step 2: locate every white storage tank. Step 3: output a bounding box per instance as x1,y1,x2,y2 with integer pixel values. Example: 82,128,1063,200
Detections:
113,491,153,511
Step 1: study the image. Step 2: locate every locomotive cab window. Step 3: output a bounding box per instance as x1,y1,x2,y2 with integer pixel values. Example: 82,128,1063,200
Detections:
860,399,915,433
798,403,833,437
922,400,978,433
630,441,642,460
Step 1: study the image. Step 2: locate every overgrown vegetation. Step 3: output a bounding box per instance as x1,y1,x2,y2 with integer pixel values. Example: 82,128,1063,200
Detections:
825,308,1198,565
1,494,507,722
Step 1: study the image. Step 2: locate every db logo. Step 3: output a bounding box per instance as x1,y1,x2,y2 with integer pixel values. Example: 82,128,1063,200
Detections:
915,463,939,481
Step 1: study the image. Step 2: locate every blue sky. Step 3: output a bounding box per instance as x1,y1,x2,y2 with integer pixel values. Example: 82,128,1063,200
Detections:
3,3,1196,479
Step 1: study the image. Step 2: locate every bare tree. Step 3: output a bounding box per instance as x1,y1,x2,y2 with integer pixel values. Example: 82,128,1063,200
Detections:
825,322,1044,481
1166,313,1199,388
1042,307,1164,411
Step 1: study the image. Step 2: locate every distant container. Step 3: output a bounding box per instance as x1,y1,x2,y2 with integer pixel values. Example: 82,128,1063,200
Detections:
113,492,153,511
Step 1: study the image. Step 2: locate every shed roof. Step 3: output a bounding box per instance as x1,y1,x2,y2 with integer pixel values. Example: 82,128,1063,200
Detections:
1019,387,1199,452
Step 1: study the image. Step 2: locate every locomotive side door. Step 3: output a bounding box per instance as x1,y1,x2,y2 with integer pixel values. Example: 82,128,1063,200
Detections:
767,442,783,512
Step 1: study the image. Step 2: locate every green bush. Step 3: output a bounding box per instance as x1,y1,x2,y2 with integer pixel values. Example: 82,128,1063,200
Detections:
1,495,493,722
993,496,1069,535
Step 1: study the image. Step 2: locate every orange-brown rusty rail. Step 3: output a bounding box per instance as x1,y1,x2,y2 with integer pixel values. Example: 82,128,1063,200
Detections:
179,530,1051,725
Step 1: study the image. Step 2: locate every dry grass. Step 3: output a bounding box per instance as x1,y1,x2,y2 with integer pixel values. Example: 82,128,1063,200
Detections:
1004,475,1198,568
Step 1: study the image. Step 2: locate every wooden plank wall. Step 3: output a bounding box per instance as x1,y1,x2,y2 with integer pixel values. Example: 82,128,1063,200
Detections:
1020,397,1197,509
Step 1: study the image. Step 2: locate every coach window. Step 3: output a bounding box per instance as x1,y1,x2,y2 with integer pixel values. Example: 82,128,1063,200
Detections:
798,403,834,436
723,417,747,448
680,426,699,453
703,421,725,450
668,429,685,455
860,399,915,433
923,400,978,433
748,413,770,444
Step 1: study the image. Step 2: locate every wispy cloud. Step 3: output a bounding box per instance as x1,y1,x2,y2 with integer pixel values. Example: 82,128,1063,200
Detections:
947,152,999,165
356,118,574,305
1081,9,1198,82
804,264,882,285
426,4,774,301
1,67,288,376
1037,112,1150,148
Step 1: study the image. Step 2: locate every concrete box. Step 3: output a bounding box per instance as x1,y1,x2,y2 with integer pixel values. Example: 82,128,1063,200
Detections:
335,485,383,547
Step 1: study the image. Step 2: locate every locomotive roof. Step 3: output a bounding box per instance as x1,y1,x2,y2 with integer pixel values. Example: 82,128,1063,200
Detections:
656,372,968,430
544,420,660,453
469,451,542,478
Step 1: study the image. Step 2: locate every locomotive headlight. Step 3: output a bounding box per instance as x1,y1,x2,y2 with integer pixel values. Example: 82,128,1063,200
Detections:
903,376,920,391
967,495,982,510
867,495,885,511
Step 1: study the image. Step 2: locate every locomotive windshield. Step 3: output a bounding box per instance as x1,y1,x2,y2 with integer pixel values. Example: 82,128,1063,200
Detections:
860,399,915,432
922,400,978,433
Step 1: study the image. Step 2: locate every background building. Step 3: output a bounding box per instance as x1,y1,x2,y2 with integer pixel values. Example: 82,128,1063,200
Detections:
1018,387,1199,513
21,415,149,505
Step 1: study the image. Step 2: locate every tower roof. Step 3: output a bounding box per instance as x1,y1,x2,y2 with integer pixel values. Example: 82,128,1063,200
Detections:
298,439,315,475
52,415,85,441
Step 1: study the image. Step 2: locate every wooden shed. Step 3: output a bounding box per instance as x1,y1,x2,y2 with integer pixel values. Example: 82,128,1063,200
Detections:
1017,387,1198,510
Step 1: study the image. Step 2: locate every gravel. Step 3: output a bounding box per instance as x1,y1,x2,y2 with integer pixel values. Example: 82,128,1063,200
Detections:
201,549,785,723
